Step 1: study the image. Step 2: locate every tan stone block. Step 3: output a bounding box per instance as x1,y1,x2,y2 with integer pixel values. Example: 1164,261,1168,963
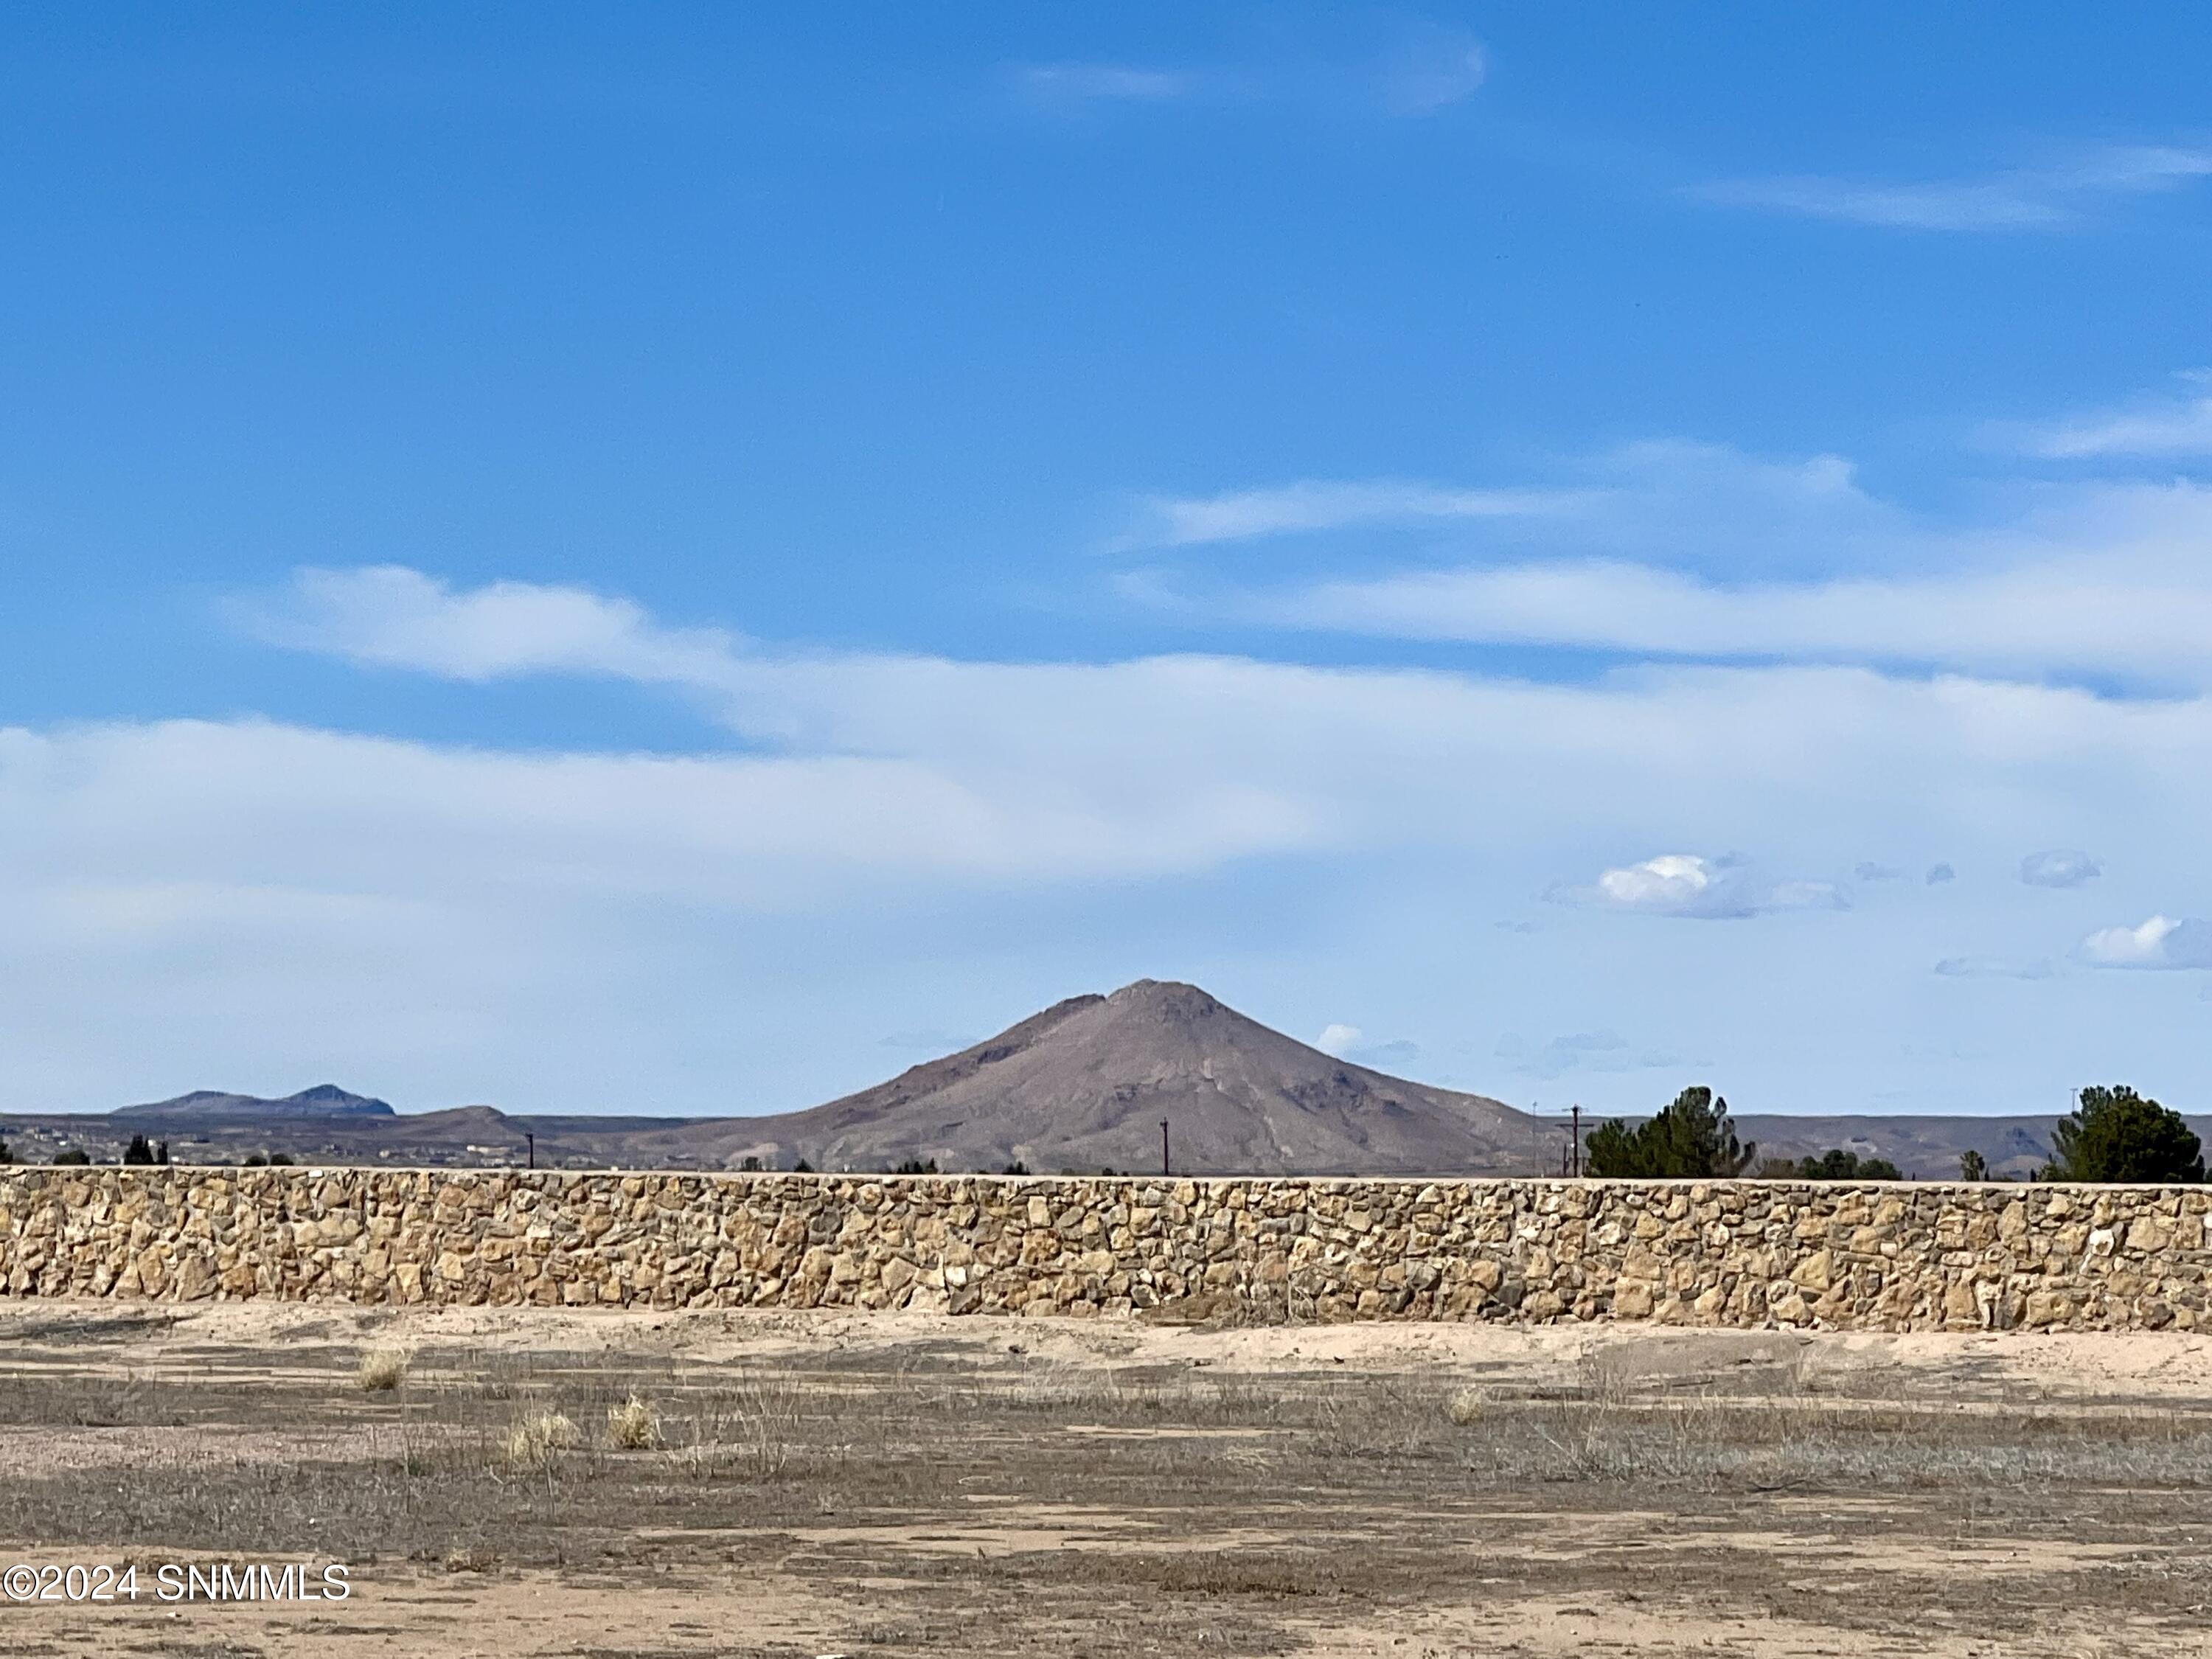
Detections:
1789,1249,1834,1293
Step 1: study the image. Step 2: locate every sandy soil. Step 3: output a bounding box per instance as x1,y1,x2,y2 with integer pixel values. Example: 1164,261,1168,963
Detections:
2,1303,2210,1656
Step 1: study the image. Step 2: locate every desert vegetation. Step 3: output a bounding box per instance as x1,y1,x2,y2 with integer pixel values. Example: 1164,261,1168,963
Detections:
3,1306,2211,1655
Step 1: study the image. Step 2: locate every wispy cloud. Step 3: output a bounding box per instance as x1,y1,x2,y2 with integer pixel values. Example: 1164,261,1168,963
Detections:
1126,479,1582,548
2023,377,2212,459
1014,63,1193,105
2020,849,2102,888
1125,442,1895,565
2079,915,2212,970
1013,26,1488,119
236,566,745,688
1208,459,2212,688
1494,1030,1686,1082
1694,143,2212,232
1374,25,1486,115
1548,853,1847,922
1933,956,2056,981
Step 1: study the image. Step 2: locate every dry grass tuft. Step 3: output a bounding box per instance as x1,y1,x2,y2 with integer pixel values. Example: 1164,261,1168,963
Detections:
443,1544,497,1573
606,1393,661,1450
500,1409,580,1470
357,1349,410,1393
1444,1386,1486,1427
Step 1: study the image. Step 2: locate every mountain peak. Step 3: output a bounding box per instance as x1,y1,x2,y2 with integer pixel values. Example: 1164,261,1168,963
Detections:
757,981,1546,1175
1104,978,1225,1023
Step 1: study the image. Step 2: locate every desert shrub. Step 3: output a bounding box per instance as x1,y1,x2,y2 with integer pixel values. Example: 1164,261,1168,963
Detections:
52,1149,90,1166
894,1157,939,1175
501,1409,580,1470
2046,1085,2203,1183
606,1394,661,1450
0,1141,12,1164
357,1349,410,1393
738,1155,762,1172
1001,1160,1029,1176
1444,1387,1486,1427
1585,1087,1756,1179
792,1158,815,1173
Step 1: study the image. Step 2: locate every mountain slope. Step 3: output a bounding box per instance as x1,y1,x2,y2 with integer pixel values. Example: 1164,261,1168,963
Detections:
695,979,1553,1175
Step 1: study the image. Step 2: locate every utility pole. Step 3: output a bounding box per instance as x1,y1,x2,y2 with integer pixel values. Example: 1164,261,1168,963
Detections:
1570,1104,1582,1179
526,1132,535,1171
1161,1119,1171,1178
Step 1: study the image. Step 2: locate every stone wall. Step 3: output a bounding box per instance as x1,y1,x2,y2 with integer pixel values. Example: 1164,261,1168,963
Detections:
3,1167,2209,1331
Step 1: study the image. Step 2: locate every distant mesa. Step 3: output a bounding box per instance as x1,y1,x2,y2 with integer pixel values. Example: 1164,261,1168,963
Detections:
111,1084,397,1121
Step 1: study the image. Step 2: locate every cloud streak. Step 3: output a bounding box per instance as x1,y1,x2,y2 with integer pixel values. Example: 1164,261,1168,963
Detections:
1694,144,2212,232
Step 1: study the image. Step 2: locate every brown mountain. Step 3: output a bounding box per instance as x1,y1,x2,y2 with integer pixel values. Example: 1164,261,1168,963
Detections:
699,979,1554,1176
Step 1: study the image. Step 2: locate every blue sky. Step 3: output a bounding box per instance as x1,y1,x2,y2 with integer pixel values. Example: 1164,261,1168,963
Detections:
5,5,2212,1121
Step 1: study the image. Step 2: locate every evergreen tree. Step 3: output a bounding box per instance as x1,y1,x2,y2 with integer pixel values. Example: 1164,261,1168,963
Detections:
2045,1086,2202,1183
1958,1149,1988,1182
1792,1148,1902,1181
1585,1087,1756,1179
123,1133,156,1166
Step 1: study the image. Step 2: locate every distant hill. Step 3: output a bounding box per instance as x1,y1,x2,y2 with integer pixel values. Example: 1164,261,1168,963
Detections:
111,1084,396,1121
1728,1112,2202,1183
704,979,1554,1176
7,990,2200,1180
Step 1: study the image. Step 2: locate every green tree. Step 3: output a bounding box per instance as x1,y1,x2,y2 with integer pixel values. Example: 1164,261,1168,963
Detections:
0,1140,13,1164
122,1133,156,1166
1792,1148,1902,1181
893,1157,939,1175
2045,1085,2203,1183
52,1148,90,1166
1585,1087,1756,1179
1958,1149,1988,1182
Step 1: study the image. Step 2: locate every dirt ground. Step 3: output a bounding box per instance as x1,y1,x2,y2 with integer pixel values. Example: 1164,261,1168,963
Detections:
3,1304,2211,1656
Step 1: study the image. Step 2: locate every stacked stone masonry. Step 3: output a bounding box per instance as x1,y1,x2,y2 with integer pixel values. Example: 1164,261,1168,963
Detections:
3,1169,2209,1331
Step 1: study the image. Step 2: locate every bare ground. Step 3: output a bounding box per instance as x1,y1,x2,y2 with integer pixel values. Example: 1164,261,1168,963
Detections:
3,1304,2212,1655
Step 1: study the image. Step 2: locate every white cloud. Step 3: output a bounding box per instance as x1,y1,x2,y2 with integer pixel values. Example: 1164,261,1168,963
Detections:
2024,381,2212,459
1273,543,2212,685
1126,442,1887,563
1127,479,1581,548
1315,1022,1362,1057
2020,849,2102,888
1551,853,1847,921
2078,916,2212,970
237,566,744,688
1694,144,2212,232
1152,457,2212,689
1015,63,1192,104
15,563,2212,1114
